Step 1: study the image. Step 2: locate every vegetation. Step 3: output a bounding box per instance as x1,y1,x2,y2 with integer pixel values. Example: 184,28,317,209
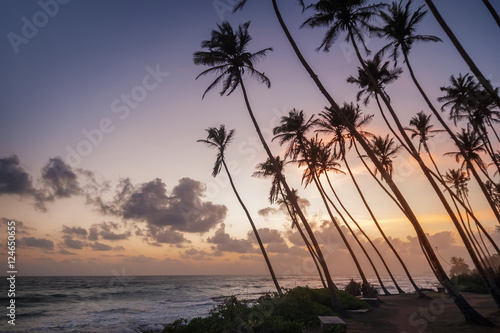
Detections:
162,287,368,333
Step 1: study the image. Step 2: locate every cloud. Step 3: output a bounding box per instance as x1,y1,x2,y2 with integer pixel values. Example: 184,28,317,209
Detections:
258,207,278,217
96,177,227,245
62,225,88,239
150,229,186,244
182,248,214,261
59,249,77,255
20,237,54,250
62,236,85,250
87,221,131,241
122,255,159,263
90,242,113,251
0,218,35,235
0,155,34,195
39,157,82,198
207,223,254,253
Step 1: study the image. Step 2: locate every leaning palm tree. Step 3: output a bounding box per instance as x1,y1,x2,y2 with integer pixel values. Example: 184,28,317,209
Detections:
404,111,445,176
375,0,500,222
198,125,282,296
423,0,500,109
308,135,394,295
367,135,401,180
194,21,343,310
274,109,377,297
438,73,500,174
236,0,495,323
318,104,426,296
253,156,328,288
445,128,492,182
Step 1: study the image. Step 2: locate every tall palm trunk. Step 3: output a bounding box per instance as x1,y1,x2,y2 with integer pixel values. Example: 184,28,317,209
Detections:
279,187,328,289
340,156,425,296
270,0,493,324
324,171,392,295
350,26,500,308
482,0,500,28
423,0,500,109
238,77,344,312
311,167,376,297
221,159,282,296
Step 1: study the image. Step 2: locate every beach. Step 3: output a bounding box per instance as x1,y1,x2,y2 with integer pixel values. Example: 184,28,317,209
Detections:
343,292,500,333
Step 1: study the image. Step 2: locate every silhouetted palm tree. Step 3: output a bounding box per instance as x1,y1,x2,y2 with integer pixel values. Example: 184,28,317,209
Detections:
318,103,415,295
445,129,492,182
253,157,328,288
309,136,395,295
198,125,282,296
274,109,377,297
423,0,500,109
195,21,342,309
367,135,401,180
375,0,500,224
438,73,500,174
237,0,495,322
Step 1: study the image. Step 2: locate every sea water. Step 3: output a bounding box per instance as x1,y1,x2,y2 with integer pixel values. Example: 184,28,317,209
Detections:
0,274,439,332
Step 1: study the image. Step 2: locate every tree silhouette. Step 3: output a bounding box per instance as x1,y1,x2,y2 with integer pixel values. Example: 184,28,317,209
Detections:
198,125,282,296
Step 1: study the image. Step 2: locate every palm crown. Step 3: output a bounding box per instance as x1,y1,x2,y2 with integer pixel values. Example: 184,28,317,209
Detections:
302,0,383,53
197,125,235,177
374,0,442,63
194,21,272,99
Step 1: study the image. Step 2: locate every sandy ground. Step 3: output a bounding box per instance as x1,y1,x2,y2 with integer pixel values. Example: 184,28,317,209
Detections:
342,292,500,333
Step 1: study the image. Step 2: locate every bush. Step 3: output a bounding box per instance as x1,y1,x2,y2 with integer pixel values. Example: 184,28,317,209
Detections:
161,286,370,332
344,279,361,296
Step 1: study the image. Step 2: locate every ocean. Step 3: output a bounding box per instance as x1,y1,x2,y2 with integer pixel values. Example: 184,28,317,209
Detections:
0,274,439,332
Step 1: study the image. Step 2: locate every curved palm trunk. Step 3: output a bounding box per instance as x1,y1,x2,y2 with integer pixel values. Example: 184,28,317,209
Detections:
270,0,493,324
423,0,500,109
311,168,376,298
324,171,393,295
423,142,494,270
221,159,282,296
482,0,500,28
238,77,344,312
279,187,328,289
340,156,429,296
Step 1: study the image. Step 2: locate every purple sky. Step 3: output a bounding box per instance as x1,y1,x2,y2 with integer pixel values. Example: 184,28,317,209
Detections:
1,0,499,276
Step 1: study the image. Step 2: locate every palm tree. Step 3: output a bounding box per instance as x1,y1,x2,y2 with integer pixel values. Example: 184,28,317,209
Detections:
375,0,500,224
318,104,427,296
444,169,495,270
444,128,492,182
237,0,495,323
194,21,343,311
274,109,377,297
198,125,282,296
253,157,328,288
423,0,500,109
438,73,500,174
302,0,500,318
367,135,401,180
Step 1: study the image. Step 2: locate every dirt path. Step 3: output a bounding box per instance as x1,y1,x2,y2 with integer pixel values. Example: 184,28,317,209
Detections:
344,292,500,333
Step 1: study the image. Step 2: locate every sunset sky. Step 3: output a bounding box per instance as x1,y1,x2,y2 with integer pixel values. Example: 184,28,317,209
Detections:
1,0,499,277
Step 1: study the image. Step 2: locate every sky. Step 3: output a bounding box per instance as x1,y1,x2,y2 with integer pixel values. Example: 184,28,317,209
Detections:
0,0,499,278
